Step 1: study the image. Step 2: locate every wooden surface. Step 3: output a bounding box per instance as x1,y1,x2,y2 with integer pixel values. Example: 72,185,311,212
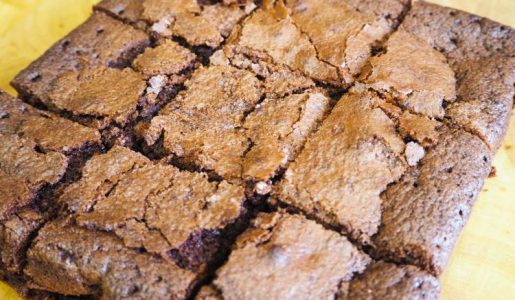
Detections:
0,0,513,299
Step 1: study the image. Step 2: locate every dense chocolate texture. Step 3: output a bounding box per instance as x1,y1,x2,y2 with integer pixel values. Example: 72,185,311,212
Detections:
143,64,331,186
0,91,100,274
58,146,247,272
96,0,257,47
2,0,514,299
11,12,150,113
25,219,198,299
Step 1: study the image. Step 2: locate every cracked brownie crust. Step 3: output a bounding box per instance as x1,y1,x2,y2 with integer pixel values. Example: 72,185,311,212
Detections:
2,0,514,299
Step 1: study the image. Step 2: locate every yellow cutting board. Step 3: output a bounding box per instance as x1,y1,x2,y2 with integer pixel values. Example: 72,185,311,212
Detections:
0,0,513,299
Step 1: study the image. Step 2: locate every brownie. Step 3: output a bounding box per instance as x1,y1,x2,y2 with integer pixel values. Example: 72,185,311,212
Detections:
24,219,198,299
0,210,45,274
337,261,440,300
2,0,514,298
276,88,407,242
225,0,410,85
143,64,331,188
11,12,150,109
400,1,515,150
0,91,100,274
0,91,100,220
202,212,439,300
372,127,492,275
96,0,257,47
209,211,370,299
58,146,247,272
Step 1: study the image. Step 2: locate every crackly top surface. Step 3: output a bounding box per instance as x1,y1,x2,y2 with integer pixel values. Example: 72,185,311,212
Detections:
96,0,256,47
401,1,515,150
3,0,515,299
277,88,407,242
213,212,370,300
46,67,147,127
59,146,246,267
227,0,409,85
143,64,330,184
11,12,150,105
0,91,100,221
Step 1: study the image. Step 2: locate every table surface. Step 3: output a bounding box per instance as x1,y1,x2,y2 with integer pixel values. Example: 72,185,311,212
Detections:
0,0,514,299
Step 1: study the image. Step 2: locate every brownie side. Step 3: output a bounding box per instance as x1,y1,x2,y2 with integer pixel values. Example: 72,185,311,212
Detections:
143,64,331,188
275,88,407,242
338,261,440,300
373,127,492,275
58,146,248,272
400,1,515,150
11,12,150,107
24,218,197,299
211,212,370,300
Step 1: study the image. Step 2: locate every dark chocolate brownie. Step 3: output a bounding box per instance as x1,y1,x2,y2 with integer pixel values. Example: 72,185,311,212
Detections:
11,12,150,110
142,64,331,189
0,90,100,274
400,1,515,150
224,0,410,85
24,218,198,299
96,0,257,47
2,1,514,299
276,88,407,242
202,212,439,300
210,211,370,299
57,146,247,272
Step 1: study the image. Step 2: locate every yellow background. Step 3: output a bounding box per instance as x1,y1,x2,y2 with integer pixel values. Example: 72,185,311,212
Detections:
0,0,513,299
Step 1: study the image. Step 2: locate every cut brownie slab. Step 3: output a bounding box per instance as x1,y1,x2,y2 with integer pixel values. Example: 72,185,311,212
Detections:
276,88,407,242
143,64,331,189
96,0,257,48
337,261,440,300
210,211,370,299
400,1,515,150
225,0,409,85
203,212,440,300
58,146,247,272
0,90,100,273
24,219,198,299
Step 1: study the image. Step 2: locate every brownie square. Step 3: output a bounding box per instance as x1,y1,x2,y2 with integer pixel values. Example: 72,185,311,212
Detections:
0,91,100,220
276,88,407,242
11,12,150,109
96,0,257,47
211,211,370,299
143,64,331,188
24,219,198,299
58,146,247,272
226,0,409,85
